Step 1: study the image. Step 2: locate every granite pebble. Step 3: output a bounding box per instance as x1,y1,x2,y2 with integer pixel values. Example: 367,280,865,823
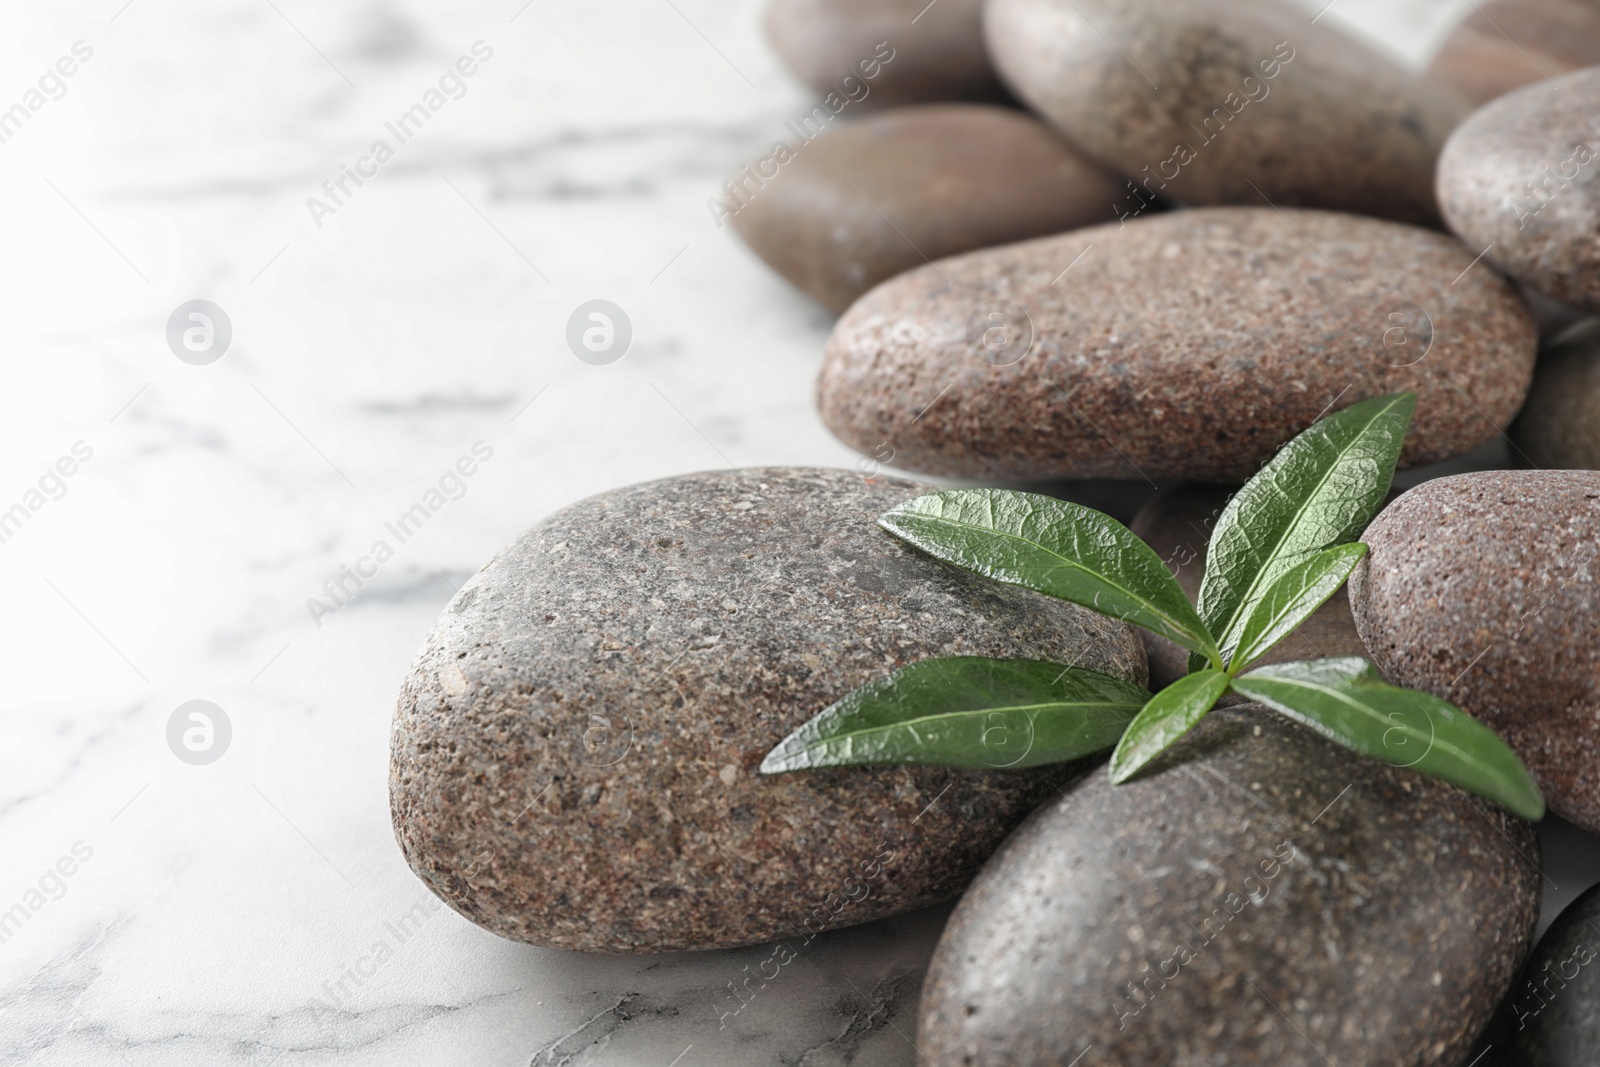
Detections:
818,207,1537,483
727,105,1123,313
1350,470,1600,832
1439,67,1600,313
919,705,1541,1065
984,0,1464,226
389,467,1146,953
765,0,1006,109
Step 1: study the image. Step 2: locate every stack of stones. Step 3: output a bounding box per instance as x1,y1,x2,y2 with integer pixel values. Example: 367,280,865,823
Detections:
390,0,1600,1063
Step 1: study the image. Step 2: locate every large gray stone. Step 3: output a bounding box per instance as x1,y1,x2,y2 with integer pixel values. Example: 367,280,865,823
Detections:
1439,67,1600,313
984,0,1464,226
818,207,1536,483
919,706,1541,1066
389,467,1146,953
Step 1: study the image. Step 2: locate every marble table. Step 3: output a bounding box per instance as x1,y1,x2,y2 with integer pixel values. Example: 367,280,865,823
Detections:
2,0,1591,1063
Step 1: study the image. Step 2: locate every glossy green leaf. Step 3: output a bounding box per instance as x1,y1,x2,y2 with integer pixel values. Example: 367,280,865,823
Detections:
1108,669,1230,784
1231,658,1544,821
1194,393,1414,671
758,657,1148,773
881,489,1221,665
1229,543,1368,673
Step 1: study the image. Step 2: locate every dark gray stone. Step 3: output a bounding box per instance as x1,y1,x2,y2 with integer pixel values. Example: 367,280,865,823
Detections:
984,0,1464,226
1521,284,1590,343
1508,880,1600,1064
818,207,1536,483
919,706,1541,1066
389,467,1146,953
1439,67,1600,313
1350,471,1600,833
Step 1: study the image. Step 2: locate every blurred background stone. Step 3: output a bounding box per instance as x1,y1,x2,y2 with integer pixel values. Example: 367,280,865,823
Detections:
1428,0,1600,104
765,0,1010,108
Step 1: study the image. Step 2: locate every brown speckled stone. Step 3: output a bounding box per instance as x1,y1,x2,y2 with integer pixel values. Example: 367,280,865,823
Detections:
1439,68,1600,313
1131,486,1369,690
1515,320,1600,468
765,0,1006,108
389,467,1146,953
983,0,1464,227
919,706,1541,1066
728,105,1123,313
1428,0,1600,106
818,207,1537,483
1350,471,1600,831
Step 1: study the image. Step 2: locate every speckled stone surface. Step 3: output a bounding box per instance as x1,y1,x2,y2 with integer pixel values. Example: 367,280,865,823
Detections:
1439,68,1600,313
1507,880,1600,1064
983,0,1464,227
1428,0,1600,105
728,104,1123,313
765,0,1006,108
1515,320,1600,469
389,467,1147,953
1350,471,1600,831
818,207,1537,483
918,705,1541,1066
1131,486,1369,689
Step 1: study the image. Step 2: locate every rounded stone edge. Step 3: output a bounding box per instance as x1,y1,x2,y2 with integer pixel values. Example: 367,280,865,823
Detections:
916,704,1541,1065
388,467,1150,953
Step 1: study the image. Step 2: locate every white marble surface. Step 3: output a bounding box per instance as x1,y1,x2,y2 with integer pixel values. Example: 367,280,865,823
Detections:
2,0,1593,1064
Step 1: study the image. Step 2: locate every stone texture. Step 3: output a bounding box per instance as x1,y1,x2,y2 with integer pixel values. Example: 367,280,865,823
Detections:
1439,67,1600,314
728,104,1123,313
983,0,1464,227
1350,471,1600,832
1515,319,1600,469
818,207,1537,483
919,705,1541,1066
1428,0,1600,106
389,467,1147,953
1131,486,1368,690
765,0,1006,108
1507,880,1600,1064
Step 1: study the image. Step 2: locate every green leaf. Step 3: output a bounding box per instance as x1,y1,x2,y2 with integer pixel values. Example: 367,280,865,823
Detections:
881,489,1221,666
1231,658,1545,821
1194,393,1414,671
758,657,1148,773
1229,543,1368,674
1108,669,1230,784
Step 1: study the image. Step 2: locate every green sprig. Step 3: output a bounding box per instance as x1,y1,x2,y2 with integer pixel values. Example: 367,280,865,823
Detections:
760,392,1544,822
